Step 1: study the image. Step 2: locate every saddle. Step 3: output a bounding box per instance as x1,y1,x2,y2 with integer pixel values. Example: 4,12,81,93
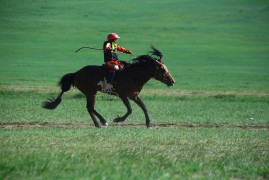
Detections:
102,61,129,71
101,61,130,82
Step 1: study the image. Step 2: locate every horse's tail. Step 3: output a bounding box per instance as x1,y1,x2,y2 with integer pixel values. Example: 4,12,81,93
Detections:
42,73,75,110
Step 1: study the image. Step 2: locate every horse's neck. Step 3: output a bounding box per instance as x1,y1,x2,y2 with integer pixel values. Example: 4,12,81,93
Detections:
124,63,155,88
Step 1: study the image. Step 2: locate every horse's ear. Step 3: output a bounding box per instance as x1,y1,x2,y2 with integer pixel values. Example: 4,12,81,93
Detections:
149,45,163,59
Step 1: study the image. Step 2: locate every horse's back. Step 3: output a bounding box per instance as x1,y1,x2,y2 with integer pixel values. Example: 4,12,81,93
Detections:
79,65,107,75
73,65,107,88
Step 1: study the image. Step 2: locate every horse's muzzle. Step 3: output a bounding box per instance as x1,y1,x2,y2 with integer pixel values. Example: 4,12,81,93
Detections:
166,78,175,87
165,72,175,87
167,74,175,86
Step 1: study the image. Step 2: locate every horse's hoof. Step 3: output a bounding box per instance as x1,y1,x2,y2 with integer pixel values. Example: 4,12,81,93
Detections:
100,121,108,126
95,124,101,128
113,116,122,123
146,124,152,129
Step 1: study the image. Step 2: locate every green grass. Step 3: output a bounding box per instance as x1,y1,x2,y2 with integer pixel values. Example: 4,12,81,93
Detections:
1,0,269,91
0,90,268,179
1,128,268,179
1,0,269,179
0,90,268,126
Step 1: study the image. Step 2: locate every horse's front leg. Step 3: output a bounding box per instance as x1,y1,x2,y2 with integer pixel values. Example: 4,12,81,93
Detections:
130,96,151,128
113,96,132,123
86,94,108,128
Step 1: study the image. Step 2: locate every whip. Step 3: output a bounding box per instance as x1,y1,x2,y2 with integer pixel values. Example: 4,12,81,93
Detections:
75,46,136,58
75,46,103,53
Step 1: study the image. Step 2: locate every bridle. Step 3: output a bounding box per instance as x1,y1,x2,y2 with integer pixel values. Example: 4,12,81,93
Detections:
154,59,171,83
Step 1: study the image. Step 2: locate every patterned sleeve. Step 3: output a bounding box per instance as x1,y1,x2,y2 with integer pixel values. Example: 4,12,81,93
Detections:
117,45,127,53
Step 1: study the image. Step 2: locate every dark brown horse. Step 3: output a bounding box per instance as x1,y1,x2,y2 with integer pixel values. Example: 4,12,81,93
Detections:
42,46,175,128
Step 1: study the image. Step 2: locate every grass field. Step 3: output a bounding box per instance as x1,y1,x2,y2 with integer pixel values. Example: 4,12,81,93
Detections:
1,0,269,179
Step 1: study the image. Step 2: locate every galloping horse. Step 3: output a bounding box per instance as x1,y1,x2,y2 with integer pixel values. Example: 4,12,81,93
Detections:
42,46,175,128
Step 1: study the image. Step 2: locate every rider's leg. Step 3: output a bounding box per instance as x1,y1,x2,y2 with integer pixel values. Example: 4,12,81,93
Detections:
108,71,115,84
105,60,120,84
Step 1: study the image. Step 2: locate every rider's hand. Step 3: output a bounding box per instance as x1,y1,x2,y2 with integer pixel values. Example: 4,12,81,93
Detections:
124,49,133,54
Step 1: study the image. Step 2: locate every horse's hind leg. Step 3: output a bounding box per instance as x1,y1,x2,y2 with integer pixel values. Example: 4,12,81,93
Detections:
86,95,108,127
91,95,108,126
93,110,108,126
86,96,100,128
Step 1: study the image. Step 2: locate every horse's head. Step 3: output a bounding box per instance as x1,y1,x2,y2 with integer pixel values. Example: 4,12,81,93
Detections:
149,45,175,87
154,60,175,87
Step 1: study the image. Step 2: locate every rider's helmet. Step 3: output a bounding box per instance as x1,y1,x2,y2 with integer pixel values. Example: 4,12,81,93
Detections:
107,33,120,41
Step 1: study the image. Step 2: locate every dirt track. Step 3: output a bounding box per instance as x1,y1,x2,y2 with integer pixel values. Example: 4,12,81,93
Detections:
0,122,268,130
1,85,269,97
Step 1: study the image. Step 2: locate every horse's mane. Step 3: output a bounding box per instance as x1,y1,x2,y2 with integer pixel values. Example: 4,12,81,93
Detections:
121,55,154,73
132,55,156,64
123,45,163,72
130,45,163,64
